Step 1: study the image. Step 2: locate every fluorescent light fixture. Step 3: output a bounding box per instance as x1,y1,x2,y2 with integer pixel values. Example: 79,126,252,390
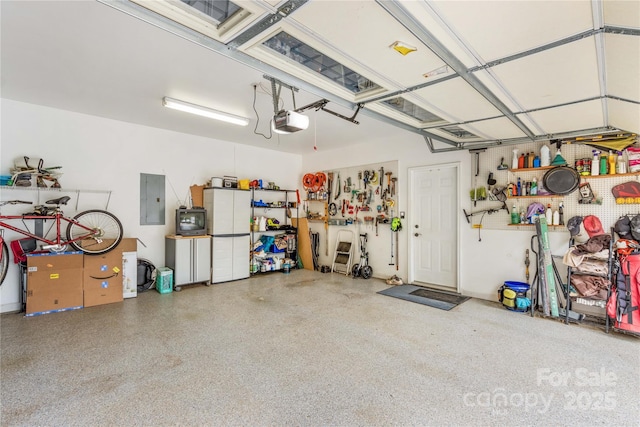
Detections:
162,97,249,126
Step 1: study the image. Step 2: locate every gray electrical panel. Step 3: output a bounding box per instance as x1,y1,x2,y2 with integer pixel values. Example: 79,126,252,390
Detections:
140,173,165,225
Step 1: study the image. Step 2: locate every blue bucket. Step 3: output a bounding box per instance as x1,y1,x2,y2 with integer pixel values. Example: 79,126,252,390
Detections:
504,281,530,293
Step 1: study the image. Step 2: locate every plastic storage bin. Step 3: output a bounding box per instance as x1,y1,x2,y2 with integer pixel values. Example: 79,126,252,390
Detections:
156,267,173,294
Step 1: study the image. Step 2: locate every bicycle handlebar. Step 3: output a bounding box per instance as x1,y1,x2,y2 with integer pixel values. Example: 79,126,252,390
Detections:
0,200,33,207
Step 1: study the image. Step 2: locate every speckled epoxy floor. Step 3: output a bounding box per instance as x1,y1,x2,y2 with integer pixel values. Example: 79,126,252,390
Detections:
1,270,638,426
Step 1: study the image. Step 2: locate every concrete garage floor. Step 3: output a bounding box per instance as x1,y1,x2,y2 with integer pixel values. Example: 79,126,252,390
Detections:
1,269,638,426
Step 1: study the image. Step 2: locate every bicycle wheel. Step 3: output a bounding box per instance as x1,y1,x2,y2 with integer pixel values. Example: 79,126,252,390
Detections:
0,241,8,286
66,210,123,255
351,264,360,277
361,265,373,280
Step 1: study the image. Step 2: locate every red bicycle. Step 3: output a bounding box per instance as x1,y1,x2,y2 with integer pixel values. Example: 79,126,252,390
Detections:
0,196,123,285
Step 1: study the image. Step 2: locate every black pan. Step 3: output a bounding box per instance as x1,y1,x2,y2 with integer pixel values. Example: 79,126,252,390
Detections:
542,166,580,195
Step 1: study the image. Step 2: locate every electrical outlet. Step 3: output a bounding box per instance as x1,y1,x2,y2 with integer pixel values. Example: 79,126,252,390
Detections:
400,211,405,218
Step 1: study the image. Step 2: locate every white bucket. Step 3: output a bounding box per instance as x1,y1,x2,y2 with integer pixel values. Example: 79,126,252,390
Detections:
211,177,223,187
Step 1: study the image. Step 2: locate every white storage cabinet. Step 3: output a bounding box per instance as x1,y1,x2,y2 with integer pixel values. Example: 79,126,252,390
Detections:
204,187,251,283
165,235,211,290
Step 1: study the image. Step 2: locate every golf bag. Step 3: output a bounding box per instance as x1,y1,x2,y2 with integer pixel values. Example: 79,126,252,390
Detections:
607,253,640,334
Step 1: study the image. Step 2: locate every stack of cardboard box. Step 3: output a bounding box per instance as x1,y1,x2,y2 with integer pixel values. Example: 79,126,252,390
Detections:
25,238,137,316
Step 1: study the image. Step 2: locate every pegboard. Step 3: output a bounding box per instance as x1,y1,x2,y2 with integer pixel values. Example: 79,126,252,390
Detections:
302,160,398,223
467,139,640,234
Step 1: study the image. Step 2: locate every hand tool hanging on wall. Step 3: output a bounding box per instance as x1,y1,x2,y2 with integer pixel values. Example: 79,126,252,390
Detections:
469,148,486,207
391,216,402,271
525,249,530,284
386,172,392,194
462,202,508,242
380,166,384,192
391,177,397,197
497,157,508,170
389,227,394,266
358,171,362,189
335,174,341,199
370,170,378,186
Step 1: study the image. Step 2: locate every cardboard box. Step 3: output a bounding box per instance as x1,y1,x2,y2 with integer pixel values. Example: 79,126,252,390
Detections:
83,238,137,307
26,252,84,316
190,185,205,208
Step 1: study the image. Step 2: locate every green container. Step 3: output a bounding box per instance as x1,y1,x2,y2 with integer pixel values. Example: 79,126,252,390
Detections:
156,267,173,294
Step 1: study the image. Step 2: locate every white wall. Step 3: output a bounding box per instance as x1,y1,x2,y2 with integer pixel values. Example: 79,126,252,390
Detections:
1,98,571,312
302,135,570,301
0,99,301,312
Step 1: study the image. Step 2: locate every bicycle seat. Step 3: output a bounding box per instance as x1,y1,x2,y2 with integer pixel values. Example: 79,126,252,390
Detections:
45,196,71,206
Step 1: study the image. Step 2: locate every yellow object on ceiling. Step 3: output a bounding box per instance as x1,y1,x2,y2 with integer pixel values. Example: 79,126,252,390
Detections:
390,41,417,56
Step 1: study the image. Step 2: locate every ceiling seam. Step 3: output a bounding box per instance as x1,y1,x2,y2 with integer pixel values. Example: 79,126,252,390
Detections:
469,29,601,72
607,95,640,105
375,0,536,141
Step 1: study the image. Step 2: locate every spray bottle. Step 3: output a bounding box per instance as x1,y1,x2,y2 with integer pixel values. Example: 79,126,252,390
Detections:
558,201,564,225
591,150,600,176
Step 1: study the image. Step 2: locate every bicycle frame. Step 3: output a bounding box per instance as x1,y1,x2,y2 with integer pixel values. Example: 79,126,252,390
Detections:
0,212,97,250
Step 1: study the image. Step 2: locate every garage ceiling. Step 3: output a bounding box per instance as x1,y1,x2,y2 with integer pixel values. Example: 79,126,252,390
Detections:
2,1,639,153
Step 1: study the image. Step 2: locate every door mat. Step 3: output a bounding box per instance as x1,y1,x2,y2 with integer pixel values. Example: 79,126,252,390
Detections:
377,285,470,311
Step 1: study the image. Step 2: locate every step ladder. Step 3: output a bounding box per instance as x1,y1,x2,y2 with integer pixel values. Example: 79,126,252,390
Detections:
332,229,355,275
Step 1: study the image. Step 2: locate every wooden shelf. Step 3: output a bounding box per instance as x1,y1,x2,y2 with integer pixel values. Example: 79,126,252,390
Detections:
508,166,556,172
507,223,565,227
580,172,640,179
508,195,562,199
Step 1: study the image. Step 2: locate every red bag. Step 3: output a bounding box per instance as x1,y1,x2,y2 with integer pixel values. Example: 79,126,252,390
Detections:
9,238,37,264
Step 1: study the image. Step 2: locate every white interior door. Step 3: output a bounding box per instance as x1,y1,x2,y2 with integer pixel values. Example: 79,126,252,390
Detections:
409,164,459,291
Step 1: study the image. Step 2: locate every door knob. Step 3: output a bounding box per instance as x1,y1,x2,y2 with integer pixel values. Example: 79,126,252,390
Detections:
414,232,421,237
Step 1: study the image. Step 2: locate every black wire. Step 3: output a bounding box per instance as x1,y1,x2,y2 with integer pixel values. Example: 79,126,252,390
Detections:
252,85,273,140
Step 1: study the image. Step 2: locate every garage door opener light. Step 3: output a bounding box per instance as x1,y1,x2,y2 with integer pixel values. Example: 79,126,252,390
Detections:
162,97,249,126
